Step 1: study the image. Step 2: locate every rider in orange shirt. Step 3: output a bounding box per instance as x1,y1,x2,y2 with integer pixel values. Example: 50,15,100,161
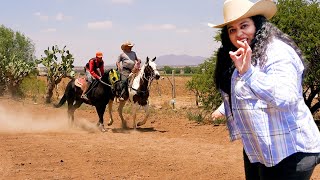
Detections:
81,51,104,101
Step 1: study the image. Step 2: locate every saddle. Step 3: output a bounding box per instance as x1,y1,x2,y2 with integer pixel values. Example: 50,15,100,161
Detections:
74,77,95,93
75,77,87,89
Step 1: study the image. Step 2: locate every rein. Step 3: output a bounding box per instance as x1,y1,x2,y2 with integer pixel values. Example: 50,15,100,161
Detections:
130,77,153,93
100,70,120,88
99,79,113,87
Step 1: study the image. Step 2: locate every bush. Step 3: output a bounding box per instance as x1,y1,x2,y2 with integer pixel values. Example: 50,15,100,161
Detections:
187,111,206,124
187,108,226,125
186,57,222,110
19,75,46,102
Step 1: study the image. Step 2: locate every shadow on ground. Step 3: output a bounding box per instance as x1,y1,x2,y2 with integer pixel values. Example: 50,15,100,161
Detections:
110,127,167,134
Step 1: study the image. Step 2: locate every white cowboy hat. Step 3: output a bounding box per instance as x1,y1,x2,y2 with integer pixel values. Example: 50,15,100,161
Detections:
208,0,277,28
121,41,134,50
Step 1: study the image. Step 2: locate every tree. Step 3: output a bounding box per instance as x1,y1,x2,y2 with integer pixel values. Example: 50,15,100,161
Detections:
174,68,181,74
0,25,36,96
163,66,173,74
271,0,320,114
36,45,74,103
183,66,192,74
186,56,221,110
0,56,5,95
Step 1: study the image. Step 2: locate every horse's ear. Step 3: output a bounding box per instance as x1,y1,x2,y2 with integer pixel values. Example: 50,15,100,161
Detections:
146,56,150,64
152,57,156,62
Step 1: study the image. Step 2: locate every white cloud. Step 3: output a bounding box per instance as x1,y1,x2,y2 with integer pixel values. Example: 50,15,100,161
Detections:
139,24,177,31
87,21,113,30
55,12,72,21
111,0,133,4
33,12,49,21
161,24,176,30
176,28,190,33
33,12,72,22
42,28,57,33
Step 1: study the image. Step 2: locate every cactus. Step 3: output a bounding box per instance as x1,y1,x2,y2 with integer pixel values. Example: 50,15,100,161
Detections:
37,45,74,103
0,25,36,96
4,55,35,96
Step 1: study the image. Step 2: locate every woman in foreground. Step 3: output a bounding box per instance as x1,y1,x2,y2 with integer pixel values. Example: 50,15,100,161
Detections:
209,0,320,179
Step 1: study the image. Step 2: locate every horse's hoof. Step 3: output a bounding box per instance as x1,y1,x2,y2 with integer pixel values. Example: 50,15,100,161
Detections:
98,123,106,132
122,125,128,129
68,122,75,128
137,122,145,126
100,127,106,132
107,120,113,126
100,126,106,132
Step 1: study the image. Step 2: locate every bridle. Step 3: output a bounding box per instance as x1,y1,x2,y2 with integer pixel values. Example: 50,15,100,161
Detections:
142,65,156,83
131,64,157,93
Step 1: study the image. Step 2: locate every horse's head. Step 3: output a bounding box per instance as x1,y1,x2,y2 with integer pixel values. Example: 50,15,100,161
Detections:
101,69,121,87
142,57,160,80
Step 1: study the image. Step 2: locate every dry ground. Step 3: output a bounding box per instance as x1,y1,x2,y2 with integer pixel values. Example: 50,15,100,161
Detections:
0,76,319,179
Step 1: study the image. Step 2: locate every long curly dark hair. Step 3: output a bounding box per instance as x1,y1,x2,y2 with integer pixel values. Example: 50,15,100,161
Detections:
214,15,304,96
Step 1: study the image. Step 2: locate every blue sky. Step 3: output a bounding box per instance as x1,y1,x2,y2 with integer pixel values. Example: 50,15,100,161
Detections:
1,0,239,66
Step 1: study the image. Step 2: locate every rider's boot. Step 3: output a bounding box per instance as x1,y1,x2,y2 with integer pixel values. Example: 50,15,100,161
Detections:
119,91,125,101
119,85,126,101
118,80,128,101
81,82,90,101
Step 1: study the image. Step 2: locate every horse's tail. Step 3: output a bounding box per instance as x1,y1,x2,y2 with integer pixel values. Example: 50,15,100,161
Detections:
54,94,67,108
53,79,75,108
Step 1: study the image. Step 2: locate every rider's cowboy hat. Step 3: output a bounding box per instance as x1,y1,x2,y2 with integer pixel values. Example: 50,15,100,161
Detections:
208,0,277,28
121,41,134,50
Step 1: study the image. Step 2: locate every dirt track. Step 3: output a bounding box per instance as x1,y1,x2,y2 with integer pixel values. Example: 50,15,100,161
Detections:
0,77,319,179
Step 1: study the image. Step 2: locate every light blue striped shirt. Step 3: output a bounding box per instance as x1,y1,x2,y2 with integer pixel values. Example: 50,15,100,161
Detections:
222,38,320,167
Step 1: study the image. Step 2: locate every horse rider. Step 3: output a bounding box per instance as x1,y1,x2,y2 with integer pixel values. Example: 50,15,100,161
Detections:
81,51,104,101
116,41,140,100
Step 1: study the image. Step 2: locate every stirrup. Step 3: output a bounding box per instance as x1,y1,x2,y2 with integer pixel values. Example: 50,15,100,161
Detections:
81,94,89,101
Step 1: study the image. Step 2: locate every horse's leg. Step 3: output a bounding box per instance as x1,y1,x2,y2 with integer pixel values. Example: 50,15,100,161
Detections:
118,100,128,129
68,100,83,127
107,99,114,126
67,98,76,127
67,104,74,127
95,105,107,132
132,103,139,129
137,104,149,126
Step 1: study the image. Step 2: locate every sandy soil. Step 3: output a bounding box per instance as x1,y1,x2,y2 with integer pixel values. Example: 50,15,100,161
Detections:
0,76,319,179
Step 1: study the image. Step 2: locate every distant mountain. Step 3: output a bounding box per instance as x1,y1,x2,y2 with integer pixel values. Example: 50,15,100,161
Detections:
156,54,207,66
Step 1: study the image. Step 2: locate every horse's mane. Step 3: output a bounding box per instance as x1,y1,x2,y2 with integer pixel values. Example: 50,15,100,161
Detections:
101,69,111,83
136,61,149,79
140,59,157,75
131,61,151,90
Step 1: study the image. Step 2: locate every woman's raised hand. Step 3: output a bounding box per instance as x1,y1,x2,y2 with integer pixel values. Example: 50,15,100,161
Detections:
229,40,252,75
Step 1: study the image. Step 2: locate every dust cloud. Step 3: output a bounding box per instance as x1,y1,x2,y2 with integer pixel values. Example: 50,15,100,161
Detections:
0,104,100,134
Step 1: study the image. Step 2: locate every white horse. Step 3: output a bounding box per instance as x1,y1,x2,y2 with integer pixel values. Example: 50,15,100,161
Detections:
107,57,160,129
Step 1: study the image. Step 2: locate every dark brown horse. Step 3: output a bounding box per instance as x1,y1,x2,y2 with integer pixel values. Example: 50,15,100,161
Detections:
54,69,119,132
